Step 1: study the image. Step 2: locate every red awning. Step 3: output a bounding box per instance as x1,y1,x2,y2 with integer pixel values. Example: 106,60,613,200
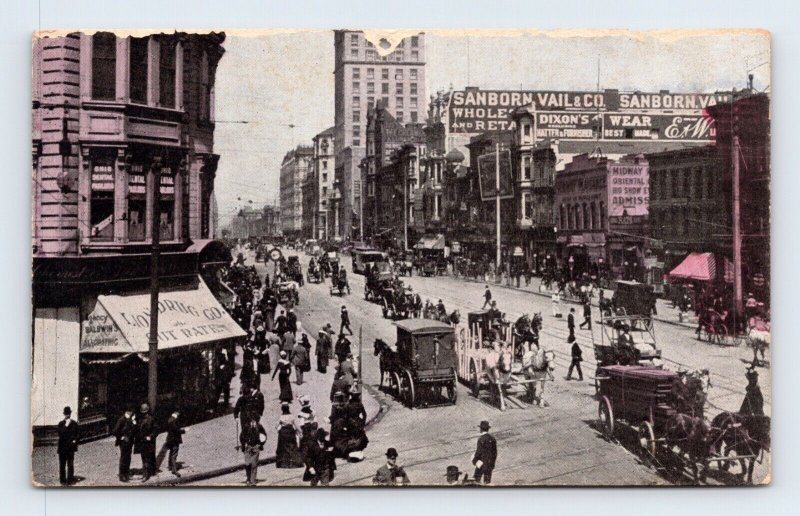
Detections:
668,252,716,281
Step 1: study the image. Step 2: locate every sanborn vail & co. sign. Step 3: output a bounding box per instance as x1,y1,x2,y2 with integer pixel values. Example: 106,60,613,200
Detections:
447,89,732,142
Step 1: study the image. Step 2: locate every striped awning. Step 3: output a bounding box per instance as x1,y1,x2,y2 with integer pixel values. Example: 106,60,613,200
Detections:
668,252,716,281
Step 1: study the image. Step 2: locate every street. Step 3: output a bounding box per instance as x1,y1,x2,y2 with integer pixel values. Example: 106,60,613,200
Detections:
191,250,769,486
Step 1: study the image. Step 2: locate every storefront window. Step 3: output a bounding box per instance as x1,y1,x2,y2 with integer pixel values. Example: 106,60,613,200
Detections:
90,159,115,241
128,164,146,241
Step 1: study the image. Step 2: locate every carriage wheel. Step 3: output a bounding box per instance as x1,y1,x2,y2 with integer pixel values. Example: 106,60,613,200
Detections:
446,371,458,404
469,360,480,398
638,421,657,461
402,369,416,408
390,371,402,398
598,396,614,438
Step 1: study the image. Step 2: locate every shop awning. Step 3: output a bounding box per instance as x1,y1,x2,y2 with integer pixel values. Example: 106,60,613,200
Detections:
80,278,246,354
415,234,445,250
668,252,716,281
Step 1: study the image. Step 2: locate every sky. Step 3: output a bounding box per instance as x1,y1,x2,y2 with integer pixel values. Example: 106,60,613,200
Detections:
213,29,770,227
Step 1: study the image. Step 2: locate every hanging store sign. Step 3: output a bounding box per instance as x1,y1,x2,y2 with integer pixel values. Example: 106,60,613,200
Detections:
477,149,514,201
607,162,649,218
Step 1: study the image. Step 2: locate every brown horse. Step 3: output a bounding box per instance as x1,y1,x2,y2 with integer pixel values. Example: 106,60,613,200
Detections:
664,412,712,483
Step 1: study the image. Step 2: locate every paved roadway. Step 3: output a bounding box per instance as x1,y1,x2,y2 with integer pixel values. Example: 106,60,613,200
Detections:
193,249,770,486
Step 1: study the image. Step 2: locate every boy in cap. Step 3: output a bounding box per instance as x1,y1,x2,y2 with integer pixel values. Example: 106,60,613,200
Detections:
472,420,497,484
57,406,79,485
372,447,410,485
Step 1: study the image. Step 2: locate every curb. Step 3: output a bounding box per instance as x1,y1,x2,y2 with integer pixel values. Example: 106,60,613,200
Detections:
151,381,389,486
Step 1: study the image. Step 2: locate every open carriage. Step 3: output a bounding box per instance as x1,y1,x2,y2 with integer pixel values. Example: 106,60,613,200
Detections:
275,281,299,309
364,262,394,303
306,261,324,284
456,311,553,411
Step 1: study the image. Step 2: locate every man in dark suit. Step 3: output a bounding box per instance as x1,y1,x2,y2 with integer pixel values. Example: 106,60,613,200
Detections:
579,300,592,330
134,402,157,482
112,406,136,482
57,406,78,485
234,385,265,424
566,335,584,381
372,447,410,485
472,420,497,484
156,409,185,477
340,306,353,336
567,307,576,339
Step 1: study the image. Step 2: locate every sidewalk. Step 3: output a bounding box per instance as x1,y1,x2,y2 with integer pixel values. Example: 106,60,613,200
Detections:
32,332,382,487
451,272,698,330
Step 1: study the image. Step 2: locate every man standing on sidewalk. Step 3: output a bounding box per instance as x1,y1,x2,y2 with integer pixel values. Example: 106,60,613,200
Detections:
579,301,592,331
234,385,265,424
482,286,492,309
291,337,309,385
566,335,584,381
135,402,157,482
113,406,136,482
239,419,267,486
156,409,184,477
472,420,497,485
567,307,576,339
340,305,353,336
57,406,78,485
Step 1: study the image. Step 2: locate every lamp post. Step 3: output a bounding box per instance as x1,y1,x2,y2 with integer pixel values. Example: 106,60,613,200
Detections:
147,154,163,411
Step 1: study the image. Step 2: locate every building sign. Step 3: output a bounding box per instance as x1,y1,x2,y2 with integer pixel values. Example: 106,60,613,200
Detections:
607,162,649,218
447,89,730,142
477,149,514,201
80,279,246,354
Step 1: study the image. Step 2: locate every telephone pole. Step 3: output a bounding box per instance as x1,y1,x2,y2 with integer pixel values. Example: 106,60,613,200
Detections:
732,135,743,315
495,142,502,271
147,156,163,410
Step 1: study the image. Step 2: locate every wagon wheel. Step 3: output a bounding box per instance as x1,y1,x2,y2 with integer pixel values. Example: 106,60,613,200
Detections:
402,369,416,408
390,371,402,398
638,421,657,461
598,395,614,438
469,360,480,398
446,371,458,404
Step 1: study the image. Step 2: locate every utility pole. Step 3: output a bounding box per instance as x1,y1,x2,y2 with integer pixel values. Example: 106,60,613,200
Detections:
732,135,743,316
495,142,502,272
147,156,163,411
403,158,408,251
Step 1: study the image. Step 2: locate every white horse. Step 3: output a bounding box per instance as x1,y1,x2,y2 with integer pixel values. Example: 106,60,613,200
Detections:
523,348,555,407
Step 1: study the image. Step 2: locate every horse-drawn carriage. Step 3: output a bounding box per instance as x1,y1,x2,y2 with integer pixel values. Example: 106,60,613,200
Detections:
285,255,304,286
274,280,299,309
373,319,459,409
306,260,324,284
456,311,553,410
364,262,394,302
597,364,770,484
593,312,662,379
380,286,416,320
329,268,350,296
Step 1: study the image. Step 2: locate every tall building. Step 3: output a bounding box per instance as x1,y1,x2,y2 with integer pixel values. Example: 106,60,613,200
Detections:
279,145,313,239
333,30,426,239
312,127,335,240
31,32,245,444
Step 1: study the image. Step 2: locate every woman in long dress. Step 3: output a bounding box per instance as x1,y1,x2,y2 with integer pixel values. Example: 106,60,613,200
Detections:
271,351,293,403
275,403,304,468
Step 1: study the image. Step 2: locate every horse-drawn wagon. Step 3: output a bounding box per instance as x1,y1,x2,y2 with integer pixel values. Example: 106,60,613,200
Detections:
306,260,324,284
373,319,458,409
274,280,299,309
329,268,350,296
597,365,770,484
364,262,394,302
456,311,553,410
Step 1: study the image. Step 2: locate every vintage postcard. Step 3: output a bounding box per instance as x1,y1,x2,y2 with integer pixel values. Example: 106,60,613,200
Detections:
31,28,770,487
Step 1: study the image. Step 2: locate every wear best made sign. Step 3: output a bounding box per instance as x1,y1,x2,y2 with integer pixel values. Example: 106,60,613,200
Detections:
447,89,729,142
607,162,649,220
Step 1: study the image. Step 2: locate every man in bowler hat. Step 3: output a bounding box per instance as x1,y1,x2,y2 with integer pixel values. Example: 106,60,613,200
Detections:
113,406,137,482
372,447,410,485
57,406,79,485
472,420,497,484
